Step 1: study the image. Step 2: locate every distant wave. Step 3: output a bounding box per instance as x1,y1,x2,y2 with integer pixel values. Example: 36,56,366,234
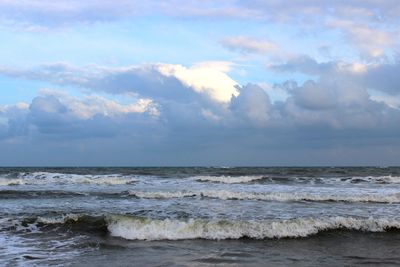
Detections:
128,189,400,203
311,175,400,185
193,175,400,185
194,175,266,184
346,176,400,184
2,187,399,203
2,171,400,186
0,172,138,186
9,214,400,241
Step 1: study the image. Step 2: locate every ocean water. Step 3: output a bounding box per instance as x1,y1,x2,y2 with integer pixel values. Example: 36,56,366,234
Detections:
1,167,400,266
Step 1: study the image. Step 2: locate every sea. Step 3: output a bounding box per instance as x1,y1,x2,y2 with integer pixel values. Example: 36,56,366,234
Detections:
1,167,400,266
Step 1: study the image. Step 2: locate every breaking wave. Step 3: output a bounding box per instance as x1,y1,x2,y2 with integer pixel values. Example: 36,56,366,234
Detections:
7,214,400,241
107,215,400,240
127,189,400,203
0,172,138,186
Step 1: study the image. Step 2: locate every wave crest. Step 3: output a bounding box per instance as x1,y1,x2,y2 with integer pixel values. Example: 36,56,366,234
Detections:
107,215,400,240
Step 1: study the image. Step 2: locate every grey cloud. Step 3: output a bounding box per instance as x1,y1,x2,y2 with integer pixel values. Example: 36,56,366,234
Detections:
30,95,67,114
271,57,400,96
363,61,400,95
28,96,120,139
88,68,197,103
0,91,160,141
281,80,390,129
268,56,400,128
2,61,399,131
0,104,29,138
269,55,337,76
230,84,271,126
0,63,199,102
2,88,400,166
290,80,337,110
2,60,400,165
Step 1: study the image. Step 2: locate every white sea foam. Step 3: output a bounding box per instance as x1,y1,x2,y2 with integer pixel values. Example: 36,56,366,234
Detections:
194,175,265,184
107,215,400,240
0,172,138,186
127,189,400,203
36,214,81,224
1,214,86,233
0,178,26,186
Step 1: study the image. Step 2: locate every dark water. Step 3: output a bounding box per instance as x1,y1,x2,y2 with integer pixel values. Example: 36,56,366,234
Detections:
1,167,400,266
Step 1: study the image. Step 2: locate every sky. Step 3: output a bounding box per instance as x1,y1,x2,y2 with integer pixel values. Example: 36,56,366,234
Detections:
1,0,400,166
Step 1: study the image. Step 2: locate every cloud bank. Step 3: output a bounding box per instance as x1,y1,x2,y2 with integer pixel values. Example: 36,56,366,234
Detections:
1,59,400,165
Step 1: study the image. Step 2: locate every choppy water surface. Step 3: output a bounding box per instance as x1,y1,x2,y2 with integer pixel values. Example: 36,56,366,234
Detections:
2,167,400,266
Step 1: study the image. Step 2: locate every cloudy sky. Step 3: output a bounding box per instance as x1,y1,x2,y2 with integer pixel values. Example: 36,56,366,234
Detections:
1,0,400,166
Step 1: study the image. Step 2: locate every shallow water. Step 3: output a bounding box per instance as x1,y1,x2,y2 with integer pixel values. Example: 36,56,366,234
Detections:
1,167,400,266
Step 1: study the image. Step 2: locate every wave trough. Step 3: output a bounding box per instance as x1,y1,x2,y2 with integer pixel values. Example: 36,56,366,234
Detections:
194,175,266,184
